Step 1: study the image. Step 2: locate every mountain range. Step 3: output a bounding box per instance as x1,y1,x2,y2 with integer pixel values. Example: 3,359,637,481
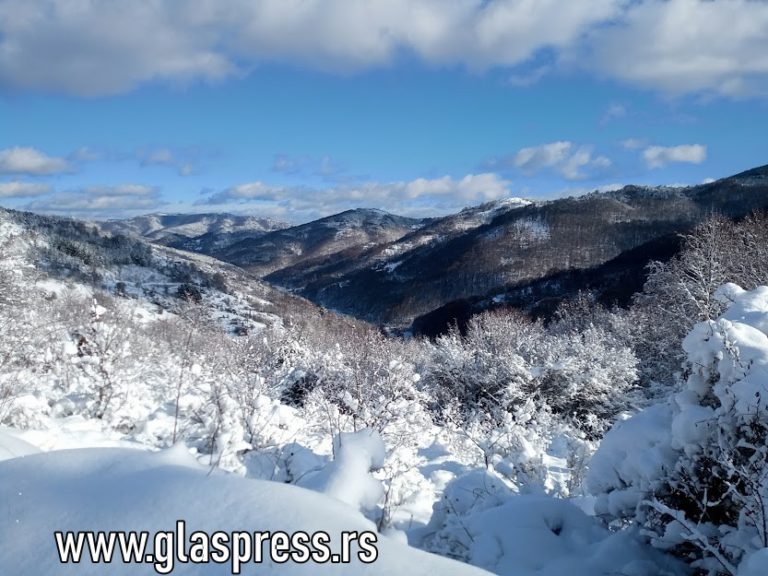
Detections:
101,213,289,255
99,164,768,333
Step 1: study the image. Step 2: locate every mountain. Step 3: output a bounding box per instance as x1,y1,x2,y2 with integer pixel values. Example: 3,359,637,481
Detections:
209,208,428,276
265,166,768,327
100,212,289,254
97,165,768,331
264,198,532,305
2,207,324,336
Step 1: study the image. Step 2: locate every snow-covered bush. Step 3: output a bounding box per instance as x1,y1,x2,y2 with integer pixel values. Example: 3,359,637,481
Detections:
427,309,637,437
318,428,387,511
423,308,635,495
589,284,768,575
535,325,638,438
422,470,683,576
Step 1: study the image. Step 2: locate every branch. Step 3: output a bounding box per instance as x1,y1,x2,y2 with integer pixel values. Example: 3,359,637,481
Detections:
642,498,738,576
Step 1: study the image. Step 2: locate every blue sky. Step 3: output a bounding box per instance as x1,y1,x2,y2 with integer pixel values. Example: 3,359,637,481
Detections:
1,0,767,223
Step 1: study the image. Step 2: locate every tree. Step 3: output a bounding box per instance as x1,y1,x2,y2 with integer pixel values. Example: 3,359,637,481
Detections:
589,284,768,575
633,215,735,390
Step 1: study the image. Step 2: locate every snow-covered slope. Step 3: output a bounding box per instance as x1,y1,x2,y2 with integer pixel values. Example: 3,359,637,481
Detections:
102,212,288,241
216,208,427,276
101,212,290,256
0,426,40,461
0,446,490,576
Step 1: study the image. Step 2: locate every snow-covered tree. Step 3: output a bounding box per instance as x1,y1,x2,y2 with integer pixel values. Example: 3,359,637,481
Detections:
632,213,768,392
589,284,768,575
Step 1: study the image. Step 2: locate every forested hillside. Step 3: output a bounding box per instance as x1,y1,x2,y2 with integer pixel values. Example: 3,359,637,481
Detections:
117,166,768,329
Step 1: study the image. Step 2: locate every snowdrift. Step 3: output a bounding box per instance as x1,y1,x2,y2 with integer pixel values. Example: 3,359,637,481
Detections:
0,446,489,576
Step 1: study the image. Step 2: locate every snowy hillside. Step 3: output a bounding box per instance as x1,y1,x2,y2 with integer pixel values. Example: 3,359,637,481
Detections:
101,212,289,242
214,208,427,276
1,207,768,575
0,442,490,576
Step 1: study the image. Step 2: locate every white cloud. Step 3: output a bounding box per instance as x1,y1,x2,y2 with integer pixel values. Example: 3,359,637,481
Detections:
0,0,234,96
643,144,707,169
402,173,511,201
142,149,174,165
0,0,621,96
583,0,768,97
492,141,611,180
272,154,343,179
68,147,103,162
1,1,766,98
177,163,194,177
0,181,51,198
0,147,71,175
507,65,551,87
231,0,620,71
512,141,572,173
83,184,157,198
25,184,162,216
211,181,290,202
204,172,513,219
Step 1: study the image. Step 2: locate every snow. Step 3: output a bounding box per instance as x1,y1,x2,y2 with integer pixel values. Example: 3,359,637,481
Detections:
0,427,40,461
421,471,683,576
467,497,675,576
320,429,387,511
739,549,768,576
587,405,676,518
589,284,768,575
7,416,149,452
0,446,489,576
6,206,766,576
472,198,531,221
381,260,402,273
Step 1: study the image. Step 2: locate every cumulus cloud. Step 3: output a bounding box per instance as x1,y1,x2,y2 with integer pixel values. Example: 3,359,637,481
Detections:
0,0,621,96
232,0,620,71
0,0,234,96
643,144,707,169
25,184,162,217
583,0,768,97
489,141,611,180
0,1,766,98
203,172,513,218
0,181,51,198
0,147,72,175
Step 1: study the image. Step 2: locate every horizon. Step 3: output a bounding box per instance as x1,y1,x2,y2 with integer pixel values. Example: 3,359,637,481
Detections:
1,1,768,223
23,160,766,227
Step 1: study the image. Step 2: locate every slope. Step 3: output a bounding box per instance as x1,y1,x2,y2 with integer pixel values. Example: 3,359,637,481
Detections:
267,166,768,326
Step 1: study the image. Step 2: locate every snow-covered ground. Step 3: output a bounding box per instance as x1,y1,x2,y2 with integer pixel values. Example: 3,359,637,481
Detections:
0,434,490,576
0,424,680,576
2,208,767,575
